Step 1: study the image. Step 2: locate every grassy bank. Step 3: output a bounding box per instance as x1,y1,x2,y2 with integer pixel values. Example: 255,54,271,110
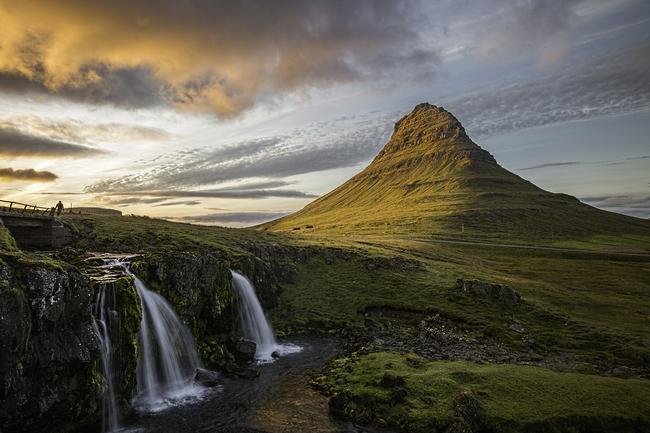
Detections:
319,352,650,433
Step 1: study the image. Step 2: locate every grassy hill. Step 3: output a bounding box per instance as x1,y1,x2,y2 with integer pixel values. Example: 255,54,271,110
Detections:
261,103,650,250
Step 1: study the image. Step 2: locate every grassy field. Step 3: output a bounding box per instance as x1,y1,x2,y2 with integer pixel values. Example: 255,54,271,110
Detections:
42,213,650,431
318,352,650,433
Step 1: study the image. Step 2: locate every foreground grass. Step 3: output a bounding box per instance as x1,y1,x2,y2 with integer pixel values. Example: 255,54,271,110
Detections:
319,352,650,433
0,226,17,252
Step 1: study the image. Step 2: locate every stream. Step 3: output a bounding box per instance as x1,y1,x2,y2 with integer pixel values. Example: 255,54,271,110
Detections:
119,336,364,433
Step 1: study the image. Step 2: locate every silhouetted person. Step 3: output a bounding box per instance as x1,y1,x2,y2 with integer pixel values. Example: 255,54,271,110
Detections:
55,201,64,216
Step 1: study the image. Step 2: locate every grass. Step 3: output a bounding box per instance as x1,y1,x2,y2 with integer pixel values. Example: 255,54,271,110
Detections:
0,225,17,252
319,352,650,433
50,212,650,431
62,213,298,256
58,213,650,370
260,105,650,251
272,235,650,370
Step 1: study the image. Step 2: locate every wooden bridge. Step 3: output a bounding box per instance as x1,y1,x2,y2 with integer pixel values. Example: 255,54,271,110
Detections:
0,200,71,249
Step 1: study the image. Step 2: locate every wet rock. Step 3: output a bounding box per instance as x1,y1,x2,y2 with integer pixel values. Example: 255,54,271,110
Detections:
236,366,260,379
233,339,257,364
194,368,220,386
0,256,102,433
456,279,521,306
271,350,280,359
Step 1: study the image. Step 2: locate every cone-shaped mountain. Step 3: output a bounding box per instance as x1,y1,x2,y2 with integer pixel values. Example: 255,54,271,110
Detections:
262,103,649,243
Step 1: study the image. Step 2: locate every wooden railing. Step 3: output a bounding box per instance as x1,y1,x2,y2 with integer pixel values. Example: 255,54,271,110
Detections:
0,199,55,217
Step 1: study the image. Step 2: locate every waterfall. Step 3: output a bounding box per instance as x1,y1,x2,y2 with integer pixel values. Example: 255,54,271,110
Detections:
230,270,301,363
123,265,208,413
93,282,121,432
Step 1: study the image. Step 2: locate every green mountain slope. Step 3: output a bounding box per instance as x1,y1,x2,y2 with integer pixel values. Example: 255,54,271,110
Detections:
262,103,650,246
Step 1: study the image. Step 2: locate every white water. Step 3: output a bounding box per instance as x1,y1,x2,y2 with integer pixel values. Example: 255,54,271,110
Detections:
230,271,302,363
123,266,209,413
93,283,120,432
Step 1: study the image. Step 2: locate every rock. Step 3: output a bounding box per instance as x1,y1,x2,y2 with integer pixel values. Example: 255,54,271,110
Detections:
0,257,106,433
390,387,408,405
236,366,261,379
271,350,280,359
611,366,634,378
456,279,521,306
233,339,257,364
194,368,220,386
381,372,405,388
508,322,525,334
328,393,349,418
452,391,483,432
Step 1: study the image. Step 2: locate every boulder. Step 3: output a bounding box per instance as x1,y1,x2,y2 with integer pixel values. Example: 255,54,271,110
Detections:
456,279,521,306
381,372,405,388
233,339,257,364
236,366,261,379
390,387,408,405
194,368,220,386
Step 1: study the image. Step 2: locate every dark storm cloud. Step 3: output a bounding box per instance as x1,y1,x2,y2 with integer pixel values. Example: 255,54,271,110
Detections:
0,167,58,182
518,161,583,171
0,126,105,158
0,66,164,109
178,211,289,225
0,0,432,116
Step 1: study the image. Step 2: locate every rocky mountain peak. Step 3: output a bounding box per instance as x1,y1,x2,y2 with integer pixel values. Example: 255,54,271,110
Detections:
375,102,485,162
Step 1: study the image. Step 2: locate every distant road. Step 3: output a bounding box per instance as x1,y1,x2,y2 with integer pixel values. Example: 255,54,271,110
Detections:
413,238,650,258
354,237,650,259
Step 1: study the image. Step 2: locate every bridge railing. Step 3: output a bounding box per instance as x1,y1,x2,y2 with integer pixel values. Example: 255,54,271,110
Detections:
0,199,55,217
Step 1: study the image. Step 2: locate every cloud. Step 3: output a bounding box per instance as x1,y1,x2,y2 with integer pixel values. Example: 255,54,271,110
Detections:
0,126,105,158
518,161,582,171
0,0,435,117
96,188,316,202
580,194,650,219
0,167,58,182
177,211,289,225
0,116,171,145
152,200,201,207
85,116,391,193
473,0,580,66
446,42,650,139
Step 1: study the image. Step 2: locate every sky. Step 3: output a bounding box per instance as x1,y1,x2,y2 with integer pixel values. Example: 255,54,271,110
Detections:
0,0,649,225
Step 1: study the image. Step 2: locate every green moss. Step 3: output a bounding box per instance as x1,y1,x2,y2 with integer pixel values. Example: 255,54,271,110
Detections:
113,276,142,413
321,352,650,433
0,226,18,252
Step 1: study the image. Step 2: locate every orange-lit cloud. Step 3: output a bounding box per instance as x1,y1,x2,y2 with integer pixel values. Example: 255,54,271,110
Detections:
0,0,434,117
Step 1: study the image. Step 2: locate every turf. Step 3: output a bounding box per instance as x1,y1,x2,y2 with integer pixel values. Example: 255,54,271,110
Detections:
319,352,650,433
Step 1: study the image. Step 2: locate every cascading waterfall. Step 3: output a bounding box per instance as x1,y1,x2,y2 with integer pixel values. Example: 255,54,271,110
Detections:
122,265,207,413
93,282,121,432
230,270,301,362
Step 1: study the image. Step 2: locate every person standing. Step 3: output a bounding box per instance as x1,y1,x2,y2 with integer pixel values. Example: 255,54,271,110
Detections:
55,201,64,216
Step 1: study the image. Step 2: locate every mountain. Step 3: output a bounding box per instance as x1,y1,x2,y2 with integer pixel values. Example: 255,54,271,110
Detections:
262,103,650,245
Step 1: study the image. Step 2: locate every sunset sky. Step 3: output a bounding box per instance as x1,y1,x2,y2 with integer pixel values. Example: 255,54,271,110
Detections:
1,0,649,225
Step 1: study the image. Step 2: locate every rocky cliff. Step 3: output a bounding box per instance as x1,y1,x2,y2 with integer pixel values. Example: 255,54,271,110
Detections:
0,255,101,432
